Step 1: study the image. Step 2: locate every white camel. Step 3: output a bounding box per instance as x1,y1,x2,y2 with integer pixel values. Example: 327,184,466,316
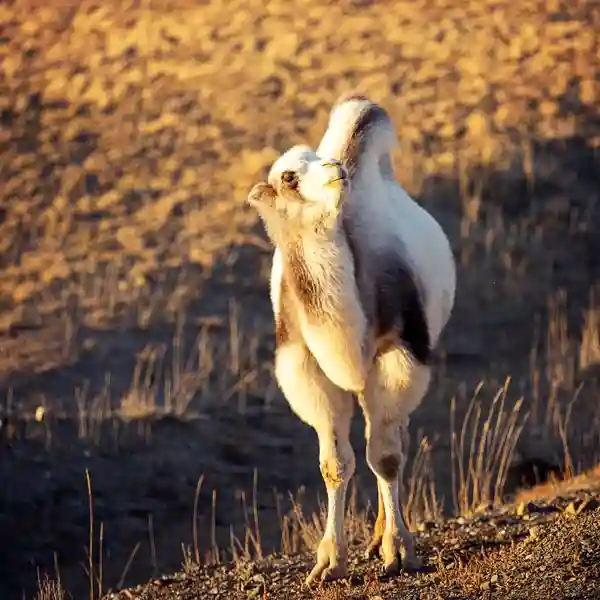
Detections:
247,94,456,584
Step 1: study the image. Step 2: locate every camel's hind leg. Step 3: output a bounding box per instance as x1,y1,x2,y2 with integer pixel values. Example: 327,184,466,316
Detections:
364,482,386,559
274,341,355,585
358,347,431,576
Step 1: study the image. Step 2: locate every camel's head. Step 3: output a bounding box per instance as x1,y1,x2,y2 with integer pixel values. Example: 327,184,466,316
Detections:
247,145,349,243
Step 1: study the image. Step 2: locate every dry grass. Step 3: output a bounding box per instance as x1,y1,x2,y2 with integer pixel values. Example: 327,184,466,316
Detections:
580,285,600,372
450,379,529,516
34,577,67,600
514,463,600,505
30,357,599,598
131,389,597,572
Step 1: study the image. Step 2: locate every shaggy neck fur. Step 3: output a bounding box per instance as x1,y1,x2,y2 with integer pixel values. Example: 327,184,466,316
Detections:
278,222,371,394
282,227,353,317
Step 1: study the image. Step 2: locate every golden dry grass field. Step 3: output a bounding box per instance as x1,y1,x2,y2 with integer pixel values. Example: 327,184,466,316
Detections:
1,0,599,598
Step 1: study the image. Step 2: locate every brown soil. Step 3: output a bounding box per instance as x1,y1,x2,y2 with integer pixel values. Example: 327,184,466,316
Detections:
1,0,599,599
104,488,600,600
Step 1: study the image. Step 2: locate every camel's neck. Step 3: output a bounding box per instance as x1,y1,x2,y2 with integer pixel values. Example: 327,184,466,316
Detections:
281,228,356,321
277,224,373,394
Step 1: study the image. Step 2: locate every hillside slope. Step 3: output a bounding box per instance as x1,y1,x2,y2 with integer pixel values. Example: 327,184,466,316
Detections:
104,489,600,600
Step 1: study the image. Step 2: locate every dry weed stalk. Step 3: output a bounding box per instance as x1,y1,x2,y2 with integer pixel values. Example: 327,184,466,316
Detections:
277,483,371,557
192,474,205,564
403,435,443,529
83,469,104,600
228,470,264,563
35,576,67,600
580,285,600,372
450,378,529,515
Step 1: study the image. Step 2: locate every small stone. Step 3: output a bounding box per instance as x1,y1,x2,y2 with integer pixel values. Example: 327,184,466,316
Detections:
539,101,558,117
10,302,43,329
529,525,541,540
465,111,489,136
116,226,145,253
35,406,45,422
436,152,455,168
580,79,597,104
438,123,456,139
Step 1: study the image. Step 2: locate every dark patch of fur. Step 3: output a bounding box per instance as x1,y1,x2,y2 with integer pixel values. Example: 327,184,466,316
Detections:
341,212,375,321
341,214,362,287
342,216,431,366
379,454,401,480
375,260,431,365
378,153,395,180
338,101,392,179
285,243,323,316
275,281,291,347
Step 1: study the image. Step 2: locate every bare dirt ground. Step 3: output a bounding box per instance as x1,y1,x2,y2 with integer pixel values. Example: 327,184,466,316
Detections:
103,484,600,600
1,0,599,598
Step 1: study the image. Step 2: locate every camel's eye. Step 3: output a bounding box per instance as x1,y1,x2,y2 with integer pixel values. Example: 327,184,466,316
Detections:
281,170,299,188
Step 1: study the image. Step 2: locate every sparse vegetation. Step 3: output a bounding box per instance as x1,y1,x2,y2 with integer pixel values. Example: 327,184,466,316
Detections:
0,0,599,598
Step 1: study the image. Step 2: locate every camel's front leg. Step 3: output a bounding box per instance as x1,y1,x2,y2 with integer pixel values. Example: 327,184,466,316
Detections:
274,342,355,585
305,423,355,585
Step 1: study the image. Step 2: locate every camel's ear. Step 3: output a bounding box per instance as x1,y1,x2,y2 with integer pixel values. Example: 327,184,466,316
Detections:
247,182,277,208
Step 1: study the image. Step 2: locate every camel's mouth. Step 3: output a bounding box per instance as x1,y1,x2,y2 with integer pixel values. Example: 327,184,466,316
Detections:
247,182,276,208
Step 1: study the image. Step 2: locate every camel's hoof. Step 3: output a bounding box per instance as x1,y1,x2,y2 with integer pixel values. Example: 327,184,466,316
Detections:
305,563,348,586
364,538,383,560
379,551,423,579
321,564,348,583
379,553,402,580
402,552,423,573
304,538,348,586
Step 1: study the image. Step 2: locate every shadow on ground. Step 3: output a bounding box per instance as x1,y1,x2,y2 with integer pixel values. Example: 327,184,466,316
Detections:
2,108,599,598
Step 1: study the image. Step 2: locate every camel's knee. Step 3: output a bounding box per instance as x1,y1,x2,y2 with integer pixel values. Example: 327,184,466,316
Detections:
365,424,406,483
378,454,401,481
321,455,355,489
320,437,356,489
368,448,403,483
